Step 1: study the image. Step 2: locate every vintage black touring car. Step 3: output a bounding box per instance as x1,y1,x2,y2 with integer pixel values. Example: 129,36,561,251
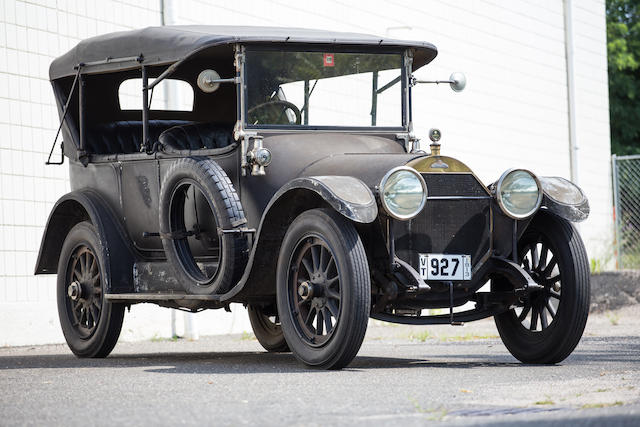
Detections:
36,26,590,369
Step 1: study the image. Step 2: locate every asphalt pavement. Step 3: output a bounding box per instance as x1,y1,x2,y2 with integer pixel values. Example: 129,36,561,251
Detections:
1,306,639,426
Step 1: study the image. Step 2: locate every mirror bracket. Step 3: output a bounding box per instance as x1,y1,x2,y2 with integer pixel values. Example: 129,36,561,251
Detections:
411,72,466,92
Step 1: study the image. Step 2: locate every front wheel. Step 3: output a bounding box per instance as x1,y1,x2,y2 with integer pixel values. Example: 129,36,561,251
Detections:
494,211,590,364
276,209,371,369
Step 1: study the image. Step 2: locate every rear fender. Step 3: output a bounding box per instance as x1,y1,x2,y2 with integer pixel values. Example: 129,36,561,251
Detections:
34,190,134,293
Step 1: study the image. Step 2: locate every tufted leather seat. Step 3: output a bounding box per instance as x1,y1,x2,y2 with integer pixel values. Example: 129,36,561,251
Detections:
86,120,191,154
159,122,234,151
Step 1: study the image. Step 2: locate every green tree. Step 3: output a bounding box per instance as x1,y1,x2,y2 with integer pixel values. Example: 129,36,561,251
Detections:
607,0,640,155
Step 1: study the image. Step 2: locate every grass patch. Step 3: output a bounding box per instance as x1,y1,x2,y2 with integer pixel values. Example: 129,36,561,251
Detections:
596,388,610,393
535,399,555,405
590,258,604,274
409,397,447,421
409,331,433,342
150,334,179,342
240,331,256,341
606,312,620,326
440,333,499,342
581,401,623,409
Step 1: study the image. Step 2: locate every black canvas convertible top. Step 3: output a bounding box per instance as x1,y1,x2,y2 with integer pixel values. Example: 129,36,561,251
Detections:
49,25,438,80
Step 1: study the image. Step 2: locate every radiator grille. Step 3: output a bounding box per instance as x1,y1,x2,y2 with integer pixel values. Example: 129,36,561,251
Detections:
393,173,491,270
423,173,488,197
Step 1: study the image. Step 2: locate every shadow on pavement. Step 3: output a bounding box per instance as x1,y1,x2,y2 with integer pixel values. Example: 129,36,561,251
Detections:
0,350,523,374
0,336,636,374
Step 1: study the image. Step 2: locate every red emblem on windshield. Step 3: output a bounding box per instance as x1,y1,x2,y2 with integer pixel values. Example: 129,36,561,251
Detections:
323,53,335,67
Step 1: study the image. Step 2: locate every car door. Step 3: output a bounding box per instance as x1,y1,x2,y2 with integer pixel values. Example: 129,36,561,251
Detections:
120,158,164,255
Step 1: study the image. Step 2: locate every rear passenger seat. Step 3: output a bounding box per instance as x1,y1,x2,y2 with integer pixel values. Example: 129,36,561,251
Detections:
159,123,234,151
84,121,234,154
86,120,191,154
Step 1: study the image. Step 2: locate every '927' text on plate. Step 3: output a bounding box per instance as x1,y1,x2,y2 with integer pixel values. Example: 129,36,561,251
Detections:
419,254,472,281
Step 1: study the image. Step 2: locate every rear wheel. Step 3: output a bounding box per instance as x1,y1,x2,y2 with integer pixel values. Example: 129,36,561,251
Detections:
276,209,370,369
57,222,125,358
494,212,590,364
248,305,289,352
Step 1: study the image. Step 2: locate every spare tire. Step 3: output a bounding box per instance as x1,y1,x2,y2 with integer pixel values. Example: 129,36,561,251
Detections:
159,157,248,295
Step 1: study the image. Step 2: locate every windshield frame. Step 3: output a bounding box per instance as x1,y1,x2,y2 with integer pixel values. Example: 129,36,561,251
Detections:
240,44,409,132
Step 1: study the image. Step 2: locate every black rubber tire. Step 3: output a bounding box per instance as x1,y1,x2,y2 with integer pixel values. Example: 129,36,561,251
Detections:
159,157,247,294
247,305,290,352
276,208,371,369
57,222,125,358
494,211,590,364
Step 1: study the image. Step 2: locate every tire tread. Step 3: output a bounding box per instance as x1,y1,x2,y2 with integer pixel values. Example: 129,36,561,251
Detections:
159,157,247,293
494,211,590,364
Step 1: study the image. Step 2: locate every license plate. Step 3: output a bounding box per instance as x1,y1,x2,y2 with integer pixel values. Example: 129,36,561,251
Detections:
419,254,472,281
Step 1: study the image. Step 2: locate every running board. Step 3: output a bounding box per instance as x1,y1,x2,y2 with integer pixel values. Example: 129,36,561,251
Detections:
105,293,222,301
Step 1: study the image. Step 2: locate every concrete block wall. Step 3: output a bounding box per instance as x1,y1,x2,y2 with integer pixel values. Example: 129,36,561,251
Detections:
0,0,612,346
0,0,254,346
173,0,613,257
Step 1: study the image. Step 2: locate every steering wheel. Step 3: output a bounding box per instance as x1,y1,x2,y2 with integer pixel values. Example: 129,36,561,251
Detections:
247,100,302,125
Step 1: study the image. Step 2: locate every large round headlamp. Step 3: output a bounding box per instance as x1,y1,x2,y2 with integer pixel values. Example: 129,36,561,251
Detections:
379,166,427,220
496,169,542,219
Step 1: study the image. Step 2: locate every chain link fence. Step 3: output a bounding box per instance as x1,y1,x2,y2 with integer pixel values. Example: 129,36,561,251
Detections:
612,154,640,269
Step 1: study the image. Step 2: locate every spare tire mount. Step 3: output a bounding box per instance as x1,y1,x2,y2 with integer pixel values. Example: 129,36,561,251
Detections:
159,157,248,295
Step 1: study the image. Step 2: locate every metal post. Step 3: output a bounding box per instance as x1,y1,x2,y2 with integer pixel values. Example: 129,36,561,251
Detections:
184,312,199,341
512,220,518,263
387,218,396,271
563,0,579,184
403,50,413,131
170,309,177,338
612,154,622,269
141,65,149,152
371,70,378,126
303,80,310,125
78,73,86,153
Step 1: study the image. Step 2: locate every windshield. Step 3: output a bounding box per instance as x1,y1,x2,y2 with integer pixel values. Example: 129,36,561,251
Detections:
244,49,404,128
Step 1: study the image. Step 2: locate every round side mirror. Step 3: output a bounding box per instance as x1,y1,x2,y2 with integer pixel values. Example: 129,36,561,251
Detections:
449,72,467,92
197,69,221,93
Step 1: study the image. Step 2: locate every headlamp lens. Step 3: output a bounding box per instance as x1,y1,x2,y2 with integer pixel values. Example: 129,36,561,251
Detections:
381,168,426,220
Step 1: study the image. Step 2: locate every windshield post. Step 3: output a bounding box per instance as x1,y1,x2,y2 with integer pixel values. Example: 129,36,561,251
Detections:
233,44,264,177
403,49,413,133
236,44,246,131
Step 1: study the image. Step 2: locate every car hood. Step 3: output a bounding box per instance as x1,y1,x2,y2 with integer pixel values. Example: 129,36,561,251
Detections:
263,132,423,187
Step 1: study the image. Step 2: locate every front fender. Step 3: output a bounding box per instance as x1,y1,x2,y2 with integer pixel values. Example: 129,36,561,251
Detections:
218,176,377,302
539,176,589,222
276,176,378,224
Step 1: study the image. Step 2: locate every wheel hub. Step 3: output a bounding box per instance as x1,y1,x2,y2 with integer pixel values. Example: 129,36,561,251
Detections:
67,281,82,301
298,281,314,301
